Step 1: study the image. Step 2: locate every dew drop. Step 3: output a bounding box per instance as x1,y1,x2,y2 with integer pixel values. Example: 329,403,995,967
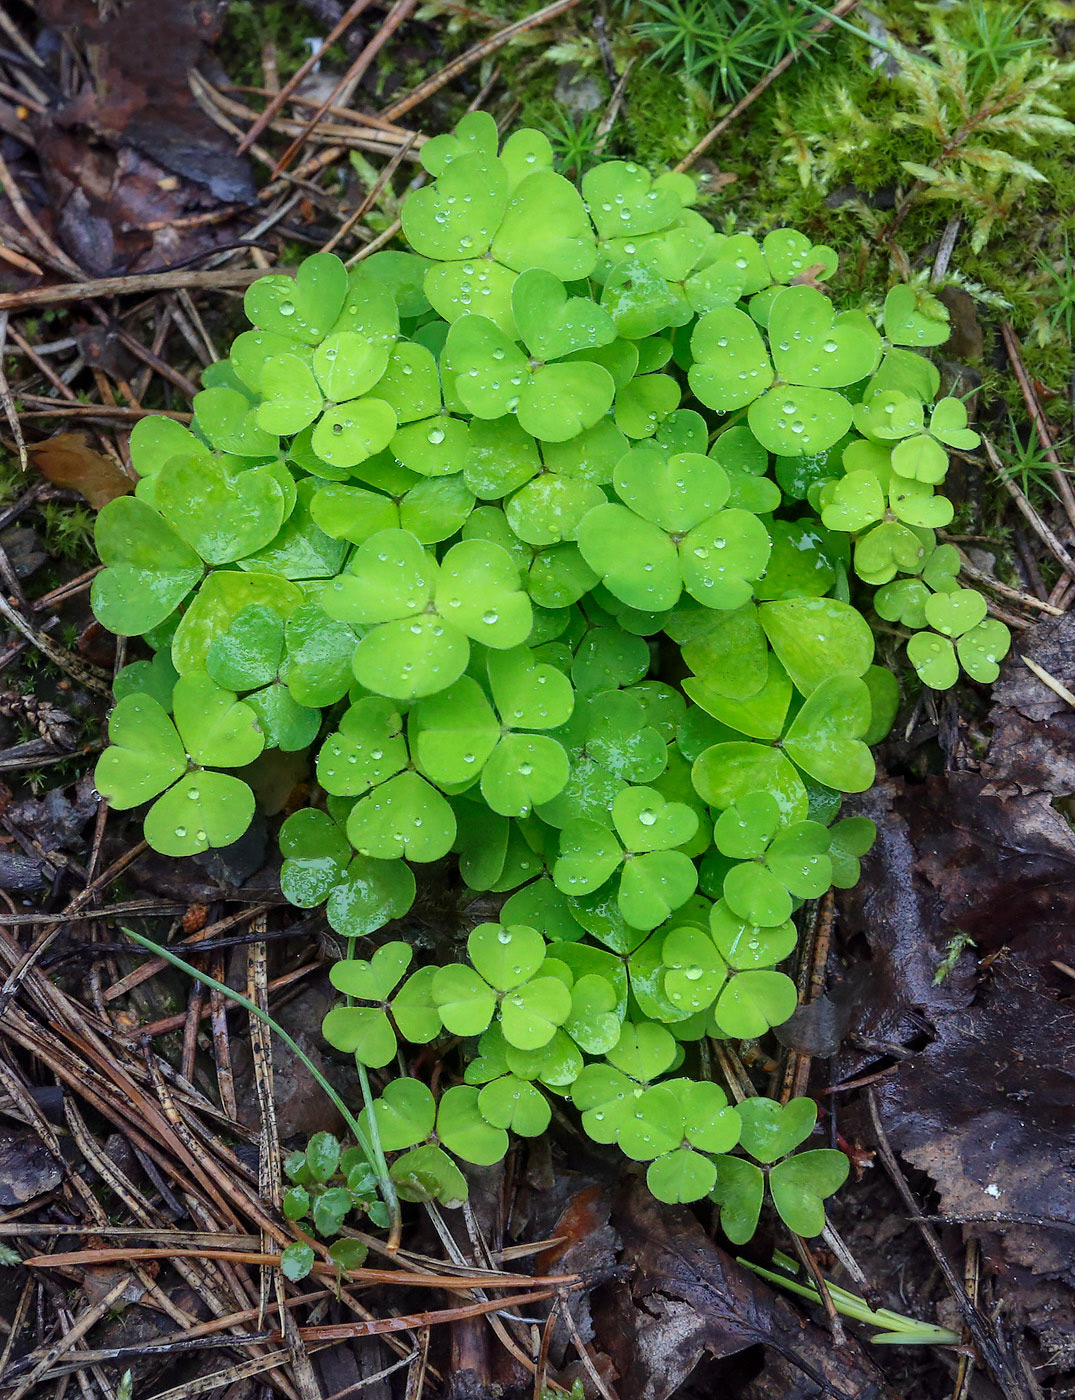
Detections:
482,609,499,624
279,302,295,317
638,809,657,826
427,426,446,444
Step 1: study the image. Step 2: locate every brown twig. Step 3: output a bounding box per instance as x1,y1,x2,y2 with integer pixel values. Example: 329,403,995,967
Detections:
272,0,419,176
0,265,281,314
380,0,584,123
675,0,862,172
237,0,381,153
1001,320,1075,529
981,434,1075,584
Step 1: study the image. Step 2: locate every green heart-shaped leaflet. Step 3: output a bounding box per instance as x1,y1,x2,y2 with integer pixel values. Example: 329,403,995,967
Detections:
402,154,508,262
957,618,1010,683
317,697,408,797
738,1095,817,1163
96,695,186,809
783,674,874,793
206,604,284,691
171,570,303,675
692,742,808,825
312,398,397,471
660,925,727,1014
689,306,774,411
710,900,797,970
92,498,203,636
769,287,881,389
347,771,456,862
420,111,499,176
769,1149,850,1237
481,733,569,817
924,588,988,638
391,1144,468,1207
883,285,950,348
437,1085,508,1166
763,228,837,283
194,387,279,458
244,252,348,344
647,1148,717,1204
468,922,545,991
477,1075,551,1136
713,969,797,1037
171,673,264,768
332,941,411,1001
256,354,322,435
759,597,874,696
425,258,518,337
156,456,286,565
491,169,597,279
142,771,256,858
714,792,782,858
907,630,959,689
128,416,202,479
511,269,615,361
500,975,573,1050
612,786,697,852
582,161,682,240
710,1154,765,1244
361,1077,435,1151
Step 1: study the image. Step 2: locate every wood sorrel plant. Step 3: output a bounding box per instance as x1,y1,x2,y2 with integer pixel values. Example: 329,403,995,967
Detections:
92,112,1010,1246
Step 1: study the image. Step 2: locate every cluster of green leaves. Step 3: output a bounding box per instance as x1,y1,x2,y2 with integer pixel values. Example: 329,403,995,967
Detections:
92,112,1005,1240
319,936,848,1232
277,1130,380,1280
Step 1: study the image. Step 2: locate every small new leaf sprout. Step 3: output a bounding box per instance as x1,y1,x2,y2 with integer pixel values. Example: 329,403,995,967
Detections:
88,109,1004,1235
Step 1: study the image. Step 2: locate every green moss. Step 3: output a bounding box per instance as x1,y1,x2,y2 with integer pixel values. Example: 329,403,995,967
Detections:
219,3,350,89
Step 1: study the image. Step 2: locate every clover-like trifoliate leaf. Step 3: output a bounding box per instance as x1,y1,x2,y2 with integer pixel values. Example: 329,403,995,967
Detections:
477,1075,552,1136
763,228,837,283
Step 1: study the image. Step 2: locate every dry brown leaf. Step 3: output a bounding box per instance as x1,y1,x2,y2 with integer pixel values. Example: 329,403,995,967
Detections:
28,431,133,509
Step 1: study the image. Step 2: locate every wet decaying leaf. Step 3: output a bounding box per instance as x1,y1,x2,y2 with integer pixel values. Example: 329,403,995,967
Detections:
591,1181,893,1400
28,433,133,510
29,0,256,275
0,1125,63,1205
835,613,1075,1362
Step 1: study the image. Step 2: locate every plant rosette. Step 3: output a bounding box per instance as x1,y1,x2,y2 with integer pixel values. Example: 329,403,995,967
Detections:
88,111,1007,1239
